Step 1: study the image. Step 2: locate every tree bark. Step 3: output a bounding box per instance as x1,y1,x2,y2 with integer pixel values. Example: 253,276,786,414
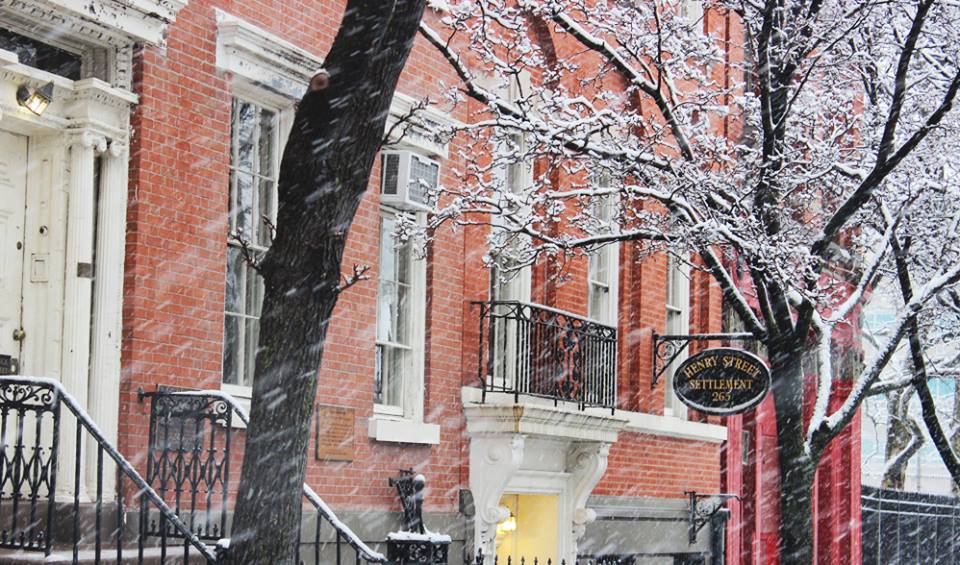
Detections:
769,334,816,565
222,2,427,564
881,388,921,490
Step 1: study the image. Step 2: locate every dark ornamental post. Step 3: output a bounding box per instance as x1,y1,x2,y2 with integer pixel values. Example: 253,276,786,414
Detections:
386,471,451,565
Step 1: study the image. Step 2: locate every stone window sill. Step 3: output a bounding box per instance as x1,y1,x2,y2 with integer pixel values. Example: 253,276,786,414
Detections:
368,416,440,445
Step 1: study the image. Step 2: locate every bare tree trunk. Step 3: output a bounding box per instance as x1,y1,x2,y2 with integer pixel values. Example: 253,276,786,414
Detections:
222,2,427,563
953,380,960,497
769,335,816,565
882,388,921,489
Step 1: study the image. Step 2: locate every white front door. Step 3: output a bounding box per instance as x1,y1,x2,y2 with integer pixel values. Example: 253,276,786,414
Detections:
0,130,28,375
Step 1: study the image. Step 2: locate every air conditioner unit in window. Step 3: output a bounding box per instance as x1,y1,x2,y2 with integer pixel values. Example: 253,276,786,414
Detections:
380,150,439,212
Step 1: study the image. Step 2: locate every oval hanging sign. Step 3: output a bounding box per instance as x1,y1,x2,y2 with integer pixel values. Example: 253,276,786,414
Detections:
672,348,770,416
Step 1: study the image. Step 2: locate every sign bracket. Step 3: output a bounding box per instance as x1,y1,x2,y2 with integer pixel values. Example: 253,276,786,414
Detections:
651,333,758,389
686,491,739,545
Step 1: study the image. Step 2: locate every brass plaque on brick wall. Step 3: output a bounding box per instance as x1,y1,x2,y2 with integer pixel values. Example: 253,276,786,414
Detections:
314,404,355,461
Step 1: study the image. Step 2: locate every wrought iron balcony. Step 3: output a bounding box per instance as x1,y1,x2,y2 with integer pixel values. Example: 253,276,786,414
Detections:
474,301,618,411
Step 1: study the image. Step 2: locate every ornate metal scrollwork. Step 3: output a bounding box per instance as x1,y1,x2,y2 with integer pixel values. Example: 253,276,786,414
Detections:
476,301,618,411
651,333,757,389
0,378,61,553
138,387,234,541
685,491,738,545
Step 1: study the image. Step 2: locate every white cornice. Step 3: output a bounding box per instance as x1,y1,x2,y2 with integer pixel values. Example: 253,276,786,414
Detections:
2,0,187,47
618,411,728,443
215,8,323,101
464,402,628,443
386,92,456,158
0,49,18,68
461,386,728,444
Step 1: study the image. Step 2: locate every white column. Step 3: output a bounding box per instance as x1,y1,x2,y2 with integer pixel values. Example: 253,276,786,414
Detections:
58,130,106,499
85,140,128,500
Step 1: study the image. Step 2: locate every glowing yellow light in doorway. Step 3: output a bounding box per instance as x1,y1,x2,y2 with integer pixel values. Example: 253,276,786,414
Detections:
497,512,517,535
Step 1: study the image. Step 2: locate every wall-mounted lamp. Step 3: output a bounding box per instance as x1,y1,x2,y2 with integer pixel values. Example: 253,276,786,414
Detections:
496,512,517,535
17,81,54,116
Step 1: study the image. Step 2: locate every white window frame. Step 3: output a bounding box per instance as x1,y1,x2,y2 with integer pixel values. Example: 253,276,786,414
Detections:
586,175,619,327
221,83,294,402
373,207,427,422
663,255,691,419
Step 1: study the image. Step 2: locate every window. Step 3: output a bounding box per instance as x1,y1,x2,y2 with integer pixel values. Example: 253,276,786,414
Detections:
0,28,82,79
223,97,279,389
489,72,533,303
680,0,705,24
664,255,691,418
488,95,533,390
587,175,618,325
374,208,426,417
375,213,412,409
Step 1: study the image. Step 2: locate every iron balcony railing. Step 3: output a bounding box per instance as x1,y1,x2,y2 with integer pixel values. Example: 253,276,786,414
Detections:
474,301,618,411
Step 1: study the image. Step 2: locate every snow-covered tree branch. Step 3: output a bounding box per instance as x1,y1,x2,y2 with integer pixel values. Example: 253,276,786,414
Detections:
412,0,960,562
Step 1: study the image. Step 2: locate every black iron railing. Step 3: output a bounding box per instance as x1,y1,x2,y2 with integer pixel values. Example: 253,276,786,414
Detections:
142,389,388,565
139,389,233,543
475,301,617,411
0,379,388,565
0,377,218,563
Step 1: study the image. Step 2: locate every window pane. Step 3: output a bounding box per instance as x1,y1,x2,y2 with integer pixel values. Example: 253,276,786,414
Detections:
244,319,260,388
259,109,276,178
246,262,263,317
380,217,397,281
0,29,81,80
223,315,241,385
666,310,683,334
225,246,243,314
257,178,274,246
374,345,385,404
589,283,609,322
235,173,254,238
393,282,409,345
377,345,404,407
236,103,256,171
377,280,397,342
396,242,411,284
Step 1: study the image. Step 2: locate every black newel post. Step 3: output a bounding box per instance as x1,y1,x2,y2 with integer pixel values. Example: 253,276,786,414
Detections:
386,470,451,565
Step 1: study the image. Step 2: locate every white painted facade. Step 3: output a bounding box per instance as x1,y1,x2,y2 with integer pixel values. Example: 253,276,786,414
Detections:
0,0,186,498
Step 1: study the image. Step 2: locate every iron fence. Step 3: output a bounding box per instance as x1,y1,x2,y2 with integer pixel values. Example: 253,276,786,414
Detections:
140,389,388,565
862,485,960,565
0,379,389,565
0,377,217,563
475,301,617,411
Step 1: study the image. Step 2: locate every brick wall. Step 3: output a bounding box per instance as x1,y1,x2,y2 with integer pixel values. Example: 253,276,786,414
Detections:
120,0,729,521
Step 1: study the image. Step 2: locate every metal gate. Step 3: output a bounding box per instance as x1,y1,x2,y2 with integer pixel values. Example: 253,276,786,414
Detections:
862,485,960,564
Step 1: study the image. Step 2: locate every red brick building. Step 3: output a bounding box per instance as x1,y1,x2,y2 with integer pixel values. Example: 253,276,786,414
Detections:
0,1,857,564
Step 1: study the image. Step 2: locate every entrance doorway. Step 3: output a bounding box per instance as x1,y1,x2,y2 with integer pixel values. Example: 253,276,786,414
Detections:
0,129,28,375
496,493,560,564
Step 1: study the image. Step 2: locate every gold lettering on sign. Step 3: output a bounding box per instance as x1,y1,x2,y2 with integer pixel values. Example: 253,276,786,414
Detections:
314,404,355,462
